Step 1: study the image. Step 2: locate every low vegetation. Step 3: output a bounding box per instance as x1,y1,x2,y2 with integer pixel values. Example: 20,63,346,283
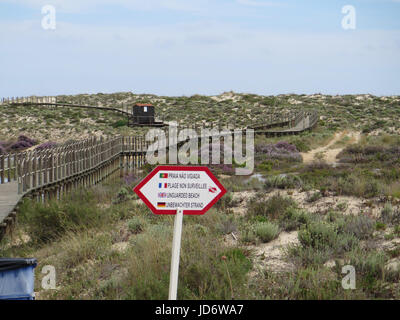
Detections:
1,176,254,300
1,92,400,300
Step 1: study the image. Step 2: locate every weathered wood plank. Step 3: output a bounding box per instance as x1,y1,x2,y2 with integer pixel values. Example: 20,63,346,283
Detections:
0,182,22,225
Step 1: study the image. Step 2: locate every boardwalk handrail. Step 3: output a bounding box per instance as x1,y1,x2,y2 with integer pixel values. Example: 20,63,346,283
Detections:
12,135,153,196
1,96,132,116
0,154,17,184
19,136,114,195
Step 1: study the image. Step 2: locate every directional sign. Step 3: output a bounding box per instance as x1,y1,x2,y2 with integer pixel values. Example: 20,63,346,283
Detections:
133,165,227,300
134,166,227,215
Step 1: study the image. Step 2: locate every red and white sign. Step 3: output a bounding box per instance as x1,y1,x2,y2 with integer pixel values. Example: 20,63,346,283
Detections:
134,166,226,215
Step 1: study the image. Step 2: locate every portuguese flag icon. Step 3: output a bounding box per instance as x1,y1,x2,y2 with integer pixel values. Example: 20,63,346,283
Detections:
160,173,168,178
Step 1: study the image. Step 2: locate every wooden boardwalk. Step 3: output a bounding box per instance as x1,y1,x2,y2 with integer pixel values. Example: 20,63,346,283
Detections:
0,182,21,230
0,96,319,239
255,115,311,134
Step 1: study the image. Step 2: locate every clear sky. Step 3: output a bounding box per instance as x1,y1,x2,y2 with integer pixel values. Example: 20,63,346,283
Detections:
0,0,399,97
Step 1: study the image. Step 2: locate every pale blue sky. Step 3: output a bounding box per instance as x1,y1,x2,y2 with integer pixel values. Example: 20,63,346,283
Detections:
0,0,399,97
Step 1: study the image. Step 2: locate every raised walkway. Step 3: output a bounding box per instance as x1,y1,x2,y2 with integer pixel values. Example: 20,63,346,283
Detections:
0,182,21,230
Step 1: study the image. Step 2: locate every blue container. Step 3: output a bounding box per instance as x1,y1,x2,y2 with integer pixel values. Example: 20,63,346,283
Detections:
0,258,37,300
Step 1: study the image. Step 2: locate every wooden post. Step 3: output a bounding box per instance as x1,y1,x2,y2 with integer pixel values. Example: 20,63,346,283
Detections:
0,156,4,184
7,155,11,182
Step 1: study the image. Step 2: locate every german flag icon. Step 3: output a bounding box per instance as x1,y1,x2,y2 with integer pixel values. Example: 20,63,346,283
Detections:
157,202,166,208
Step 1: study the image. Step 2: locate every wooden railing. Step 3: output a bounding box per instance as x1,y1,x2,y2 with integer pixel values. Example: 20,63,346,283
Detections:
0,154,18,184
1,136,151,197
0,97,319,196
309,110,319,128
17,137,119,195
0,135,150,236
1,96,132,116
1,96,56,104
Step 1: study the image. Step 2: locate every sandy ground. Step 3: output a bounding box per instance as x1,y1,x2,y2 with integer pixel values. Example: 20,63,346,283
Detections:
227,188,399,274
301,131,361,164
266,189,388,218
231,188,388,219
210,92,241,103
249,231,299,274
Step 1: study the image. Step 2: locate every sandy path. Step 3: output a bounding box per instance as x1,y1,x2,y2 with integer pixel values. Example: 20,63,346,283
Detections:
249,231,299,273
301,131,361,164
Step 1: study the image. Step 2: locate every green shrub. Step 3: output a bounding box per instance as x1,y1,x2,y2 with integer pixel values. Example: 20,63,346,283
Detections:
299,221,358,254
257,160,273,172
280,207,313,231
254,222,280,243
364,180,380,198
19,189,104,243
274,267,344,299
338,215,375,240
380,203,400,225
306,191,322,203
375,221,386,230
128,217,145,234
59,232,112,269
287,245,333,267
292,139,310,152
299,221,338,250
334,233,359,254
346,249,389,289
336,201,348,212
394,225,400,236
111,119,128,128
289,219,359,267
113,187,133,204
241,226,257,244
222,248,253,276
215,192,238,210
248,194,296,220
217,214,238,235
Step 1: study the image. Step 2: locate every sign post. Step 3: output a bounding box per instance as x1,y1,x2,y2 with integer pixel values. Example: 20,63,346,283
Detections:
134,166,226,300
169,208,183,300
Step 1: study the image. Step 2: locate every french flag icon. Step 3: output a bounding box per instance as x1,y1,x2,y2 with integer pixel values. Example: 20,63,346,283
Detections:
158,183,168,188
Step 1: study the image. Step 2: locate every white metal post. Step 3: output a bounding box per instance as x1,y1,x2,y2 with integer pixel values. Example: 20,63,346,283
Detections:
169,209,184,300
